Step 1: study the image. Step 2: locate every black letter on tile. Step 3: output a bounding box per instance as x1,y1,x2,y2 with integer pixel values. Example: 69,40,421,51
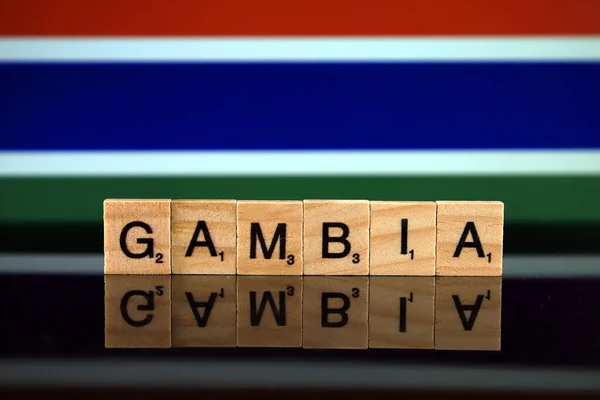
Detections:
185,221,218,257
250,223,287,260
400,218,408,255
453,222,485,258
120,221,154,259
322,223,351,258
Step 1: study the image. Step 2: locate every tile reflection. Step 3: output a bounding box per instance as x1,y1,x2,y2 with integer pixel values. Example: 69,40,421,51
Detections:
105,275,171,348
237,276,302,347
369,277,435,349
435,277,502,351
172,276,236,347
303,276,369,349
105,274,501,350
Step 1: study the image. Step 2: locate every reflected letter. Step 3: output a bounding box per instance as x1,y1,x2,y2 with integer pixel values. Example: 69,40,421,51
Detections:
105,275,171,348
369,277,435,349
172,275,236,347
434,277,501,350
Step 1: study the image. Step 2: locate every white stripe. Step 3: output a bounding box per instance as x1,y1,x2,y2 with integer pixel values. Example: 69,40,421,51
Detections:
1,37,600,61
1,151,599,176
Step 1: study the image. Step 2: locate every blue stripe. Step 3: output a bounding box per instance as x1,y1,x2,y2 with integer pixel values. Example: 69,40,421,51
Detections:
2,63,599,150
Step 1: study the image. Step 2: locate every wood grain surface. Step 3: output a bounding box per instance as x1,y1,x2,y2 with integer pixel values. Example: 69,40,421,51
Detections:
171,275,236,347
171,200,236,275
434,277,501,350
436,201,504,276
303,276,368,348
303,200,369,275
370,201,436,276
368,277,435,349
237,276,302,347
237,201,303,275
104,199,171,274
105,275,171,348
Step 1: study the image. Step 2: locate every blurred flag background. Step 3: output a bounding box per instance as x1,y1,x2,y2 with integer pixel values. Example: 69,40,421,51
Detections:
1,0,599,253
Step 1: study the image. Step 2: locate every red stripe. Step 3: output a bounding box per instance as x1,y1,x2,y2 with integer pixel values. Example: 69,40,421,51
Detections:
1,0,599,36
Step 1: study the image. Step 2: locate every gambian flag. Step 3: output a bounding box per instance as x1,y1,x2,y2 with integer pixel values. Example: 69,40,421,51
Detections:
1,0,599,253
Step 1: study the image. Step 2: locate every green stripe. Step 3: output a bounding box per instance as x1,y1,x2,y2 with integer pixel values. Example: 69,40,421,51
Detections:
2,176,599,223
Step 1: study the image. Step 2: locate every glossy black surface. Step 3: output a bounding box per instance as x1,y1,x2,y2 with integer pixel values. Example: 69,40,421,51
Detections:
0,255,599,393
0,273,597,366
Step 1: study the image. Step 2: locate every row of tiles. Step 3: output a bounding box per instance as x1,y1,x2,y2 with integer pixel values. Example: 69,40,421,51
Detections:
106,275,501,350
104,199,504,276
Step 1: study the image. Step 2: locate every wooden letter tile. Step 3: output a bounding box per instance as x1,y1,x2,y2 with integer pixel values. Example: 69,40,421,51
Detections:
303,276,368,349
436,201,504,276
171,200,236,275
303,200,369,275
105,276,171,348
435,277,502,350
237,201,303,275
370,201,436,276
104,199,171,275
237,276,302,347
171,276,236,347
368,277,435,349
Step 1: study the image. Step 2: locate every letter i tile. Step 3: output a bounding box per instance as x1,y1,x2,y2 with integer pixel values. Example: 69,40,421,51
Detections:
369,201,436,276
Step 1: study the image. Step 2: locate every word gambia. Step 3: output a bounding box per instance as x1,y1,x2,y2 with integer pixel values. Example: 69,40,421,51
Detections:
104,199,504,276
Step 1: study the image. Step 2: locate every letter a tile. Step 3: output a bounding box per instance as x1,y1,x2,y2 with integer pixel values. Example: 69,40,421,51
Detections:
303,200,369,275
370,201,436,276
171,200,237,275
104,199,171,275
237,201,303,275
436,201,504,276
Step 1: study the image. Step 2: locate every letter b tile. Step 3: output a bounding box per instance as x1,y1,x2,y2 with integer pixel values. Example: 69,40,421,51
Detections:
104,199,171,274
237,201,303,275
303,200,369,275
